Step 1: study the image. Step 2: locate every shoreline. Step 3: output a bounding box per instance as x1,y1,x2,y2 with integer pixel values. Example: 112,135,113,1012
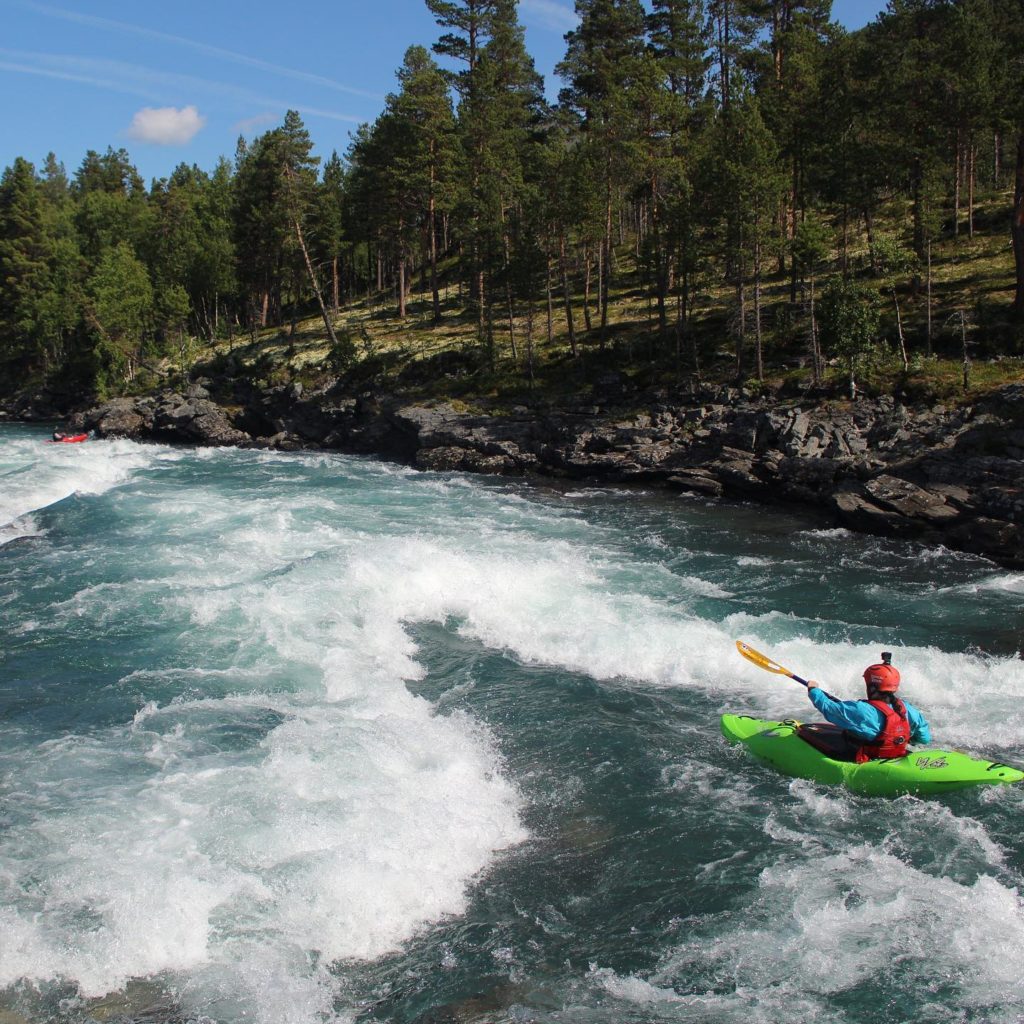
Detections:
6,378,1024,568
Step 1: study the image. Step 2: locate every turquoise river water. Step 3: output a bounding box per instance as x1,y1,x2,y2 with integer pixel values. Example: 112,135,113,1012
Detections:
1,422,1023,1024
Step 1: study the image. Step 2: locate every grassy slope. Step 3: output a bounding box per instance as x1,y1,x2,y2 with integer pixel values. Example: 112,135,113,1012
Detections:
199,188,1023,410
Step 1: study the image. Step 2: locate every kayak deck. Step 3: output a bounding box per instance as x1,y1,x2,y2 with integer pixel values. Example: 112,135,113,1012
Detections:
721,714,1024,796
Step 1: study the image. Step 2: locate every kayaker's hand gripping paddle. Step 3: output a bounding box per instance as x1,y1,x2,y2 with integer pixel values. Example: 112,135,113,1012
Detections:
735,640,810,687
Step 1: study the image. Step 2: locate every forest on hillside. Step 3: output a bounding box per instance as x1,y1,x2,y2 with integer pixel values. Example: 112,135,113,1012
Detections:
1,0,1022,404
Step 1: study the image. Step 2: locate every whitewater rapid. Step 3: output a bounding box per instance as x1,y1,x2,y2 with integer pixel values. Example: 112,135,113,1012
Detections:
1,424,1022,1024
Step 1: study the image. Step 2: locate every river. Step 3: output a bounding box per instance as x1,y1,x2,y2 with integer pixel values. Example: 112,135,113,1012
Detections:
1,423,1022,1024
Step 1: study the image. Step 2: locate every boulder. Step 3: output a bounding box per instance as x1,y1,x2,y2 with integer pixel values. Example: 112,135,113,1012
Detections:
415,446,519,475
83,397,151,437
831,488,914,535
862,474,963,524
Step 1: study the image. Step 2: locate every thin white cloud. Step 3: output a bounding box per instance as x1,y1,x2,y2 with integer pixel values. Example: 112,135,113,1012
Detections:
127,105,205,145
0,56,164,101
234,112,280,135
519,0,579,33
0,49,364,124
20,1,385,102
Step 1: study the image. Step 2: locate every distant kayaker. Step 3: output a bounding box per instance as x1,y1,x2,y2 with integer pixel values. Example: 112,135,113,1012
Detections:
52,428,65,441
806,653,932,762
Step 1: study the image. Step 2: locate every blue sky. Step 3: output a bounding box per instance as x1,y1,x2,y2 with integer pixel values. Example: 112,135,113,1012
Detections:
1,0,886,185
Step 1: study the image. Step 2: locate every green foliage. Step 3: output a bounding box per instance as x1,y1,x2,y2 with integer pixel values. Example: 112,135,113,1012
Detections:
326,330,358,374
1,0,1022,405
819,277,882,396
871,234,917,279
819,278,880,357
791,215,831,277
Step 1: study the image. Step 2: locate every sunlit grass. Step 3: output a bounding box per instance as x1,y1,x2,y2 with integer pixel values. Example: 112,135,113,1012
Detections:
199,187,1022,405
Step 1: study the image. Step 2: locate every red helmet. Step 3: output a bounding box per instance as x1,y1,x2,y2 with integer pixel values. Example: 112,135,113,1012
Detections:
863,662,901,692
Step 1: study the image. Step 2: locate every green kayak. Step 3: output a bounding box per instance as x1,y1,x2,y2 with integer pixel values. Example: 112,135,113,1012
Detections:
721,714,1024,796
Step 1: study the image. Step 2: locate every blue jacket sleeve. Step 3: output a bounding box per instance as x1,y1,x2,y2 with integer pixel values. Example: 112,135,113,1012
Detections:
807,686,883,739
904,701,932,745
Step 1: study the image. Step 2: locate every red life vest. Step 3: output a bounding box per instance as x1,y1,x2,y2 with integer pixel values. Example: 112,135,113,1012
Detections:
853,698,911,763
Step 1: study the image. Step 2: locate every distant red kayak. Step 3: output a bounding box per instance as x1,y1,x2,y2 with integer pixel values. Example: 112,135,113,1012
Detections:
48,432,91,444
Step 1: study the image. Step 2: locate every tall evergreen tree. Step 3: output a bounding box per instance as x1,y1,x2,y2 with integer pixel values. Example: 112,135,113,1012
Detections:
388,45,459,321
86,240,153,391
317,151,347,313
558,0,648,338
0,158,57,377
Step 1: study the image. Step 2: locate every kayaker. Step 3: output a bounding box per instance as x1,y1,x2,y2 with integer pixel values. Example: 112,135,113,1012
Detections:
805,652,932,762
52,428,65,441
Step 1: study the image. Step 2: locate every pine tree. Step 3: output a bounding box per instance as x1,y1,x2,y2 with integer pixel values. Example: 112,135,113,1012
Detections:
648,0,711,105
318,152,347,313
72,147,150,265
473,0,547,361
388,45,459,321
558,0,647,339
869,0,947,260
710,89,785,380
0,158,56,377
426,0,502,330
192,157,237,341
86,240,154,390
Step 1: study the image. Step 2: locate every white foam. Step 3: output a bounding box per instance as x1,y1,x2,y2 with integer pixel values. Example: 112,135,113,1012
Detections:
0,433,166,544
4,436,1024,1024
951,573,1024,596
0,691,524,1020
643,846,1024,1022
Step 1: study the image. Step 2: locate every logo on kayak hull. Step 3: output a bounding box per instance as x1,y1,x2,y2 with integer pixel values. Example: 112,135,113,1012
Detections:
915,755,949,769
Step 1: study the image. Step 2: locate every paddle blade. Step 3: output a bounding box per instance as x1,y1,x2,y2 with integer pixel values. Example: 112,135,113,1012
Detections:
736,640,810,687
736,640,794,677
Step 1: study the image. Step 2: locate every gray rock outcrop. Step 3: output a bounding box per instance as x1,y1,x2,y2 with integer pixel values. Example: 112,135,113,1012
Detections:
64,379,1024,566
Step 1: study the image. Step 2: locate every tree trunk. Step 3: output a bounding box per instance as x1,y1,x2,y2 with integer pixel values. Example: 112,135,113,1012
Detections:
429,194,441,322
953,128,961,239
428,152,441,322
525,297,535,386
477,267,486,332
599,243,607,337
292,213,339,348
1014,134,1024,319
398,240,406,319
960,311,970,391
735,251,746,381
754,239,763,381
582,248,593,332
911,156,926,259
545,257,554,345
810,271,820,384
599,234,608,341
788,162,800,305
560,237,578,358
778,197,788,276
926,238,933,357
892,287,909,371
841,204,849,277
650,171,667,333
504,260,517,365
968,140,976,239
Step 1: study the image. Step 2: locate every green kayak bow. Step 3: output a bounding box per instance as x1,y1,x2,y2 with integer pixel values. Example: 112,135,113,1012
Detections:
721,715,1024,797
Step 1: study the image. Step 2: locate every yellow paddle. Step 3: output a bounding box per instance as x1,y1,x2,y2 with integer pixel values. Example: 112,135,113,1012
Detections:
736,640,810,688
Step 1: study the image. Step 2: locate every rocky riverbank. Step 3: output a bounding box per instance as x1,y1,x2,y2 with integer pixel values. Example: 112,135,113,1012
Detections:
11,376,1024,567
